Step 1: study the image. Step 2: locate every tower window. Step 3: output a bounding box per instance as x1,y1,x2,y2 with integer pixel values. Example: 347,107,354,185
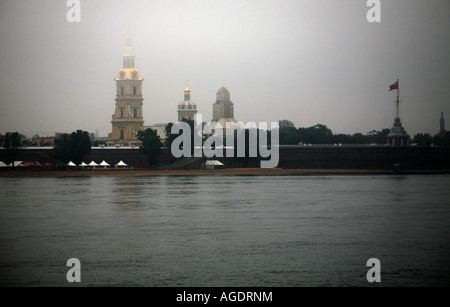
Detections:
121,87,124,95
133,86,137,95
133,109,137,118
120,109,124,118
120,130,124,139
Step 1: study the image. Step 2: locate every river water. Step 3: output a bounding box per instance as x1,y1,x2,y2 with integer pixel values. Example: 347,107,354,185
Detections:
0,174,449,287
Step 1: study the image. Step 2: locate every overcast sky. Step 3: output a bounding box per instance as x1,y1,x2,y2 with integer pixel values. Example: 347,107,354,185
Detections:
0,0,449,137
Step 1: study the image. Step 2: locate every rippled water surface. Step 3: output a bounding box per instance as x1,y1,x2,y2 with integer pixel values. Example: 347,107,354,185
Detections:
0,175,449,286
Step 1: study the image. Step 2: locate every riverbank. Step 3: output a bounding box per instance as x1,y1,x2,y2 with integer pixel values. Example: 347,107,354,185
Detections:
1,168,449,177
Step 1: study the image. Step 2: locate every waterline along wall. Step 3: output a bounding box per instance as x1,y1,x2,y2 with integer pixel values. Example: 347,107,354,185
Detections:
276,146,450,170
1,146,449,170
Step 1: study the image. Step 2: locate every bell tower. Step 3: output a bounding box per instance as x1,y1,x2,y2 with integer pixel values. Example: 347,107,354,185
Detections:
107,39,144,147
177,83,198,122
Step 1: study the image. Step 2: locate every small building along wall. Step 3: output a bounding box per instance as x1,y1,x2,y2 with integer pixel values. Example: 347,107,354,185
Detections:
387,118,410,147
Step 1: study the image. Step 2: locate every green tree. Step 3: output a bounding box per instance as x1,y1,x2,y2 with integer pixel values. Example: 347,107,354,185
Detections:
298,124,333,144
166,119,197,157
70,130,92,164
351,132,366,144
433,131,450,147
164,122,176,150
371,129,390,144
231,129,252,167
137,128,163,168
279,120,299,145
413,133,432,146
53,130,92,164
182,118,196,154
2,132,25,167
53,134,71,162
279,120,295,130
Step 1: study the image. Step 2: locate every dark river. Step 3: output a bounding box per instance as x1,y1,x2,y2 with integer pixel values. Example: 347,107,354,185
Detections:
0,175,449,286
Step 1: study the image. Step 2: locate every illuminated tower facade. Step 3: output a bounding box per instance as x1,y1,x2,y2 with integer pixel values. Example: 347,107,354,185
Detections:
107,39,144,147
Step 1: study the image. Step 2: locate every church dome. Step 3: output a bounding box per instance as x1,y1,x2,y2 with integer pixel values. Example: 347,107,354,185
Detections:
178,100,196,108
216,86,230,101
178,83,196,110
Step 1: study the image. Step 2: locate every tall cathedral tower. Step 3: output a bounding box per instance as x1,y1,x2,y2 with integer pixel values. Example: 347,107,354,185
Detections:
107,39,144,147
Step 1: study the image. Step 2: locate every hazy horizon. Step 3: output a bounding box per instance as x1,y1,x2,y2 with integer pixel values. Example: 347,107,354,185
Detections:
0,0,449,138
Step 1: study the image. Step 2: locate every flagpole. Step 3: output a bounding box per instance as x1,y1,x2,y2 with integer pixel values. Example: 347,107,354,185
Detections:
396,78,399,118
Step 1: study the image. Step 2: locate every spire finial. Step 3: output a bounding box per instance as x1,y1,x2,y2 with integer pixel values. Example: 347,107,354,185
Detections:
184,81,191,101
123,38,135,68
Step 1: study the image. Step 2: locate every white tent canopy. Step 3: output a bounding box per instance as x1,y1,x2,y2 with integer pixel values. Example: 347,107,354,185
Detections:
9,161,23,167
88,161,98,167
115,160,128,167
205,160,224,166
79,162,88,167
67,161,77,167
205,160,224,169
0,161,8,167
99,160,110,167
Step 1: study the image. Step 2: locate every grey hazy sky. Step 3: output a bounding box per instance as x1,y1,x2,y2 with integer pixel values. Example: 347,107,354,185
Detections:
0,0,449,137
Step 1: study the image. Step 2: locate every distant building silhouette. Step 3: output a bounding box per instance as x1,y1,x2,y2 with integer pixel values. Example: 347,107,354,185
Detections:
212,86,239,128
440,112,445,134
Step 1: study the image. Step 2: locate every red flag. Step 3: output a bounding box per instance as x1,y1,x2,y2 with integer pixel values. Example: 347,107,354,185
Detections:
389,81,398,91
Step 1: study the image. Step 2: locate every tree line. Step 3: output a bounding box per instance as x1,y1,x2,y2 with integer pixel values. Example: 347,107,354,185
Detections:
278,120,390,145
1,120,449,168
278,120,450,146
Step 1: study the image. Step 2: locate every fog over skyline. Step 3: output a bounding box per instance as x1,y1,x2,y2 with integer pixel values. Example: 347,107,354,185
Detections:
0,0,449,138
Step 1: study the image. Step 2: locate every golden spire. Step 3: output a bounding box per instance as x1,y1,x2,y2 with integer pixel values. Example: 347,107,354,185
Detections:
184,81,191,101
184,81,190,93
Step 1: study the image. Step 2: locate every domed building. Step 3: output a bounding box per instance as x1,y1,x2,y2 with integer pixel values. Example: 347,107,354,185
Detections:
386,80,410,147
212,86,238,127
177,84,197,122
386,117,410,146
